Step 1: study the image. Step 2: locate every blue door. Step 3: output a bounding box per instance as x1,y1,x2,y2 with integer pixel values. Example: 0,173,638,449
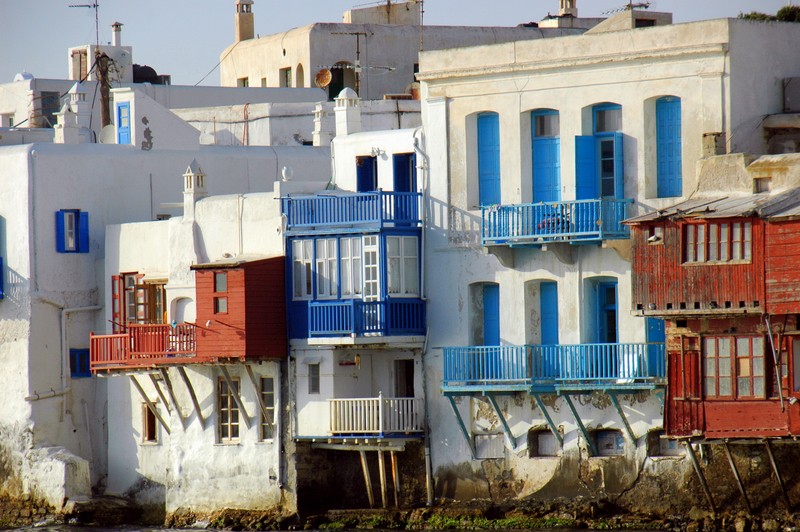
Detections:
357,156,377,192
393,153,417,223
532,110,561,203
477,112,500,206
656,97,682,198
596,281,618,344
645,317,666,378
117,102,130,145
483,284,500,346
575,136,597,200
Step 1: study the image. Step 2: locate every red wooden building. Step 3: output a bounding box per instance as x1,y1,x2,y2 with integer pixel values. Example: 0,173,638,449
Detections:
628,190,800,440
91,255,286,372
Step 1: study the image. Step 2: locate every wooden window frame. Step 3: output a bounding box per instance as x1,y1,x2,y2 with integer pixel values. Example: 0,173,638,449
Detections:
142,403,158,443
218,377,240,443
683,221,752,265
703,335,766,400
260,377,276,441
213,271,228,315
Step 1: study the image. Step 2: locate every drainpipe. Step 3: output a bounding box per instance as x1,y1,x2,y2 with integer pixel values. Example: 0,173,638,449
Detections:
420,328,434,506
412,130,429,301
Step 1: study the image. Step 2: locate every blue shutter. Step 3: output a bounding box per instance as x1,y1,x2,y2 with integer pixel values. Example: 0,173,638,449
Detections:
532,138,561,202
656,97,682,198
70,348,91,378
613,131,624,200
392,153,415,192
357,156,377,192
540,282,559,345
0,257,4,300
117,102,130,145
78,211,89,253
55,211,67,253
477,113,500,206
646,317,666,377
575,136,597,200
482,284,500,346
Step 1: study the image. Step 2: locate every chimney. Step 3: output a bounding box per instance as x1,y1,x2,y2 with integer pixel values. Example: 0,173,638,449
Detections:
183,159,207,221
334,87,361,137
559,0,578,17
111,21,123,46
235,0,255,42
313,103,333,147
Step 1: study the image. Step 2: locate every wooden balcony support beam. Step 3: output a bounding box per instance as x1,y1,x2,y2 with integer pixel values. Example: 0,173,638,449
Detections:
607,391,635,442
447,396,475,459
487,395,516,449
159,368,185,429
177,366,206,429
360,450,375,509
391,450,400,509
563,394,597,456
378,450,388,509
532,393,563,446
723,441,752,516
684,441,716,515
220,366,251,430
129,375,171,436
149,373,172,414
765,439,792,513
245,364,272,430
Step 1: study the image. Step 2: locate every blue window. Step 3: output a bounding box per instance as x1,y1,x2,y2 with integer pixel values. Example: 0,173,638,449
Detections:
55,209,89,253
656,96,682,198
116,102,131,145
357,155,378,192
576,104,624,200
482,283,500,346
540,281,559,345
532,110,561,203
477,112,500,206
70,348,91,378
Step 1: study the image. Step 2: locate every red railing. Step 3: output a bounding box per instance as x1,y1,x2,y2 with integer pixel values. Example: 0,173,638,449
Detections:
90,323,199,372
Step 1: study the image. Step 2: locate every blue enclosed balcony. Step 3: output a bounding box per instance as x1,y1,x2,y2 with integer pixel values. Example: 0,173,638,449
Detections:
309,299,426,337
481,198,633,247
281,191,421,235
441,342,665,394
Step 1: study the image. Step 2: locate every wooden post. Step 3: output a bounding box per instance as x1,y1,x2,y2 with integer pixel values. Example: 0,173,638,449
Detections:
765,440,792,512
391,450,400,508
360,451,375,508
177,367,205,428
684,441,716,515
378,450,388,508
723,442,751,515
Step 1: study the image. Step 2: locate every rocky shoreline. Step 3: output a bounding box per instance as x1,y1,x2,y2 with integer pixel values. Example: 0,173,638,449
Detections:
4,495,800,531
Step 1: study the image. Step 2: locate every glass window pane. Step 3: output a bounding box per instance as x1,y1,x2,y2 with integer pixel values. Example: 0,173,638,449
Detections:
705,357,716,377
719,356,731,377
704,377,716,396
704,337,716,356
753,357,764,377
719,376,732,396
737,358,751,377
737,378,751,397
752,337,764,356
754,377,765,397
719,337,731,357
215,272,227,293
736,338,750,357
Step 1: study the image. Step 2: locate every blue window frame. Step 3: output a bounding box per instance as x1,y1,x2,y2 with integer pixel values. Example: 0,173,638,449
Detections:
532,110,561,203
596,280,618,344
576,104,624,200
540,281,559,345
477,112,500,206
482,283,500,346
55,209,89,253
656,96,682,198
357,156,378,192
70,348,91,378
116,102,131,145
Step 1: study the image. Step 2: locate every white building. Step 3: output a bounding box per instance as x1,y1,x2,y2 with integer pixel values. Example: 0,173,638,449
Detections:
416,11,800,509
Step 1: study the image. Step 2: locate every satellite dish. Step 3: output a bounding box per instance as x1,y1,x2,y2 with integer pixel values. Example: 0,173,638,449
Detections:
315,68,332,88
98,124,116,144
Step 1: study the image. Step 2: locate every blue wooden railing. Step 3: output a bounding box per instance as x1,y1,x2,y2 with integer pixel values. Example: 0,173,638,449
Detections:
442,343,665,392
281,191,421,232
308,298,426,337
481,198,632,246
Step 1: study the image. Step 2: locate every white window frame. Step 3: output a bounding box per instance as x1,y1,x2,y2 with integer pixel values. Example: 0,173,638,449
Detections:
363,235,380,301
386,235,419,297
292,239,313,300
340,237,363,299
315,238,338,299
218,377,241,443
63,210,77,252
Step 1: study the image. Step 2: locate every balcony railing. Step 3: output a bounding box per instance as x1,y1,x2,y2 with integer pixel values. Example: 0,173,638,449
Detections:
442,343,665,392
308,298,425,337
481,198,632,246
90,323,199,372
328,394,424,435
281,191,421,233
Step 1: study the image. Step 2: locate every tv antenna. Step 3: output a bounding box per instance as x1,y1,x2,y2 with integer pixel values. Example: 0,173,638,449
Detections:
69,1,100,46
602,1,650,15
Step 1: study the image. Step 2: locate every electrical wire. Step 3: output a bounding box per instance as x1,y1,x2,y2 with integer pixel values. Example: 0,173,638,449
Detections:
194,41,241,86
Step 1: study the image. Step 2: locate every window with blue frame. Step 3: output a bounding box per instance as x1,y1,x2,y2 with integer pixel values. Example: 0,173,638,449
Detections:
575,104,624,200
532,110,561,203
357,156,378,192
70,348,91,378
55,209,89,253
477,112,501,206
656,96,682,198
595,280,618,344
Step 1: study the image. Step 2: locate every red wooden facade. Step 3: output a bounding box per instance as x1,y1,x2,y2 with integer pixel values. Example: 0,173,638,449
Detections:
193,256,287,361
630,205,800,440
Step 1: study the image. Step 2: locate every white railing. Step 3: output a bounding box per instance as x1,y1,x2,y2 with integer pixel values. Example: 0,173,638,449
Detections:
328,393,424,435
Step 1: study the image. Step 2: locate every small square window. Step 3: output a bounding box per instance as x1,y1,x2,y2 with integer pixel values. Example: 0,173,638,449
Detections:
215,272,227,293
594,429,624,456
528,428,561,457
308,363,320,395
69,348,91,378
56,209,89,253
214,297,228,314
142,404,158,443
474,433,505,459
647,430,682,457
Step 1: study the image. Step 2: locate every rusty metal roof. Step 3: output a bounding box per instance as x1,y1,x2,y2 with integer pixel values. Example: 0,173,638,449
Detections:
625,188,800,224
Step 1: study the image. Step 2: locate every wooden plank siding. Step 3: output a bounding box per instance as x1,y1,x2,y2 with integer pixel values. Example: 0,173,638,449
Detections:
195,257,287,361
630,219,765,315
765,220,800,315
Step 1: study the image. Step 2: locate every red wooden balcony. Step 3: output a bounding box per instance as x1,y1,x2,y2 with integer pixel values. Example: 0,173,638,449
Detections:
90,323,208,372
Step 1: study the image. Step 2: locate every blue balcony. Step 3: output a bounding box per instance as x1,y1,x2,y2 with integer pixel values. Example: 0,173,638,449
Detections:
308,298,426,337
441,343,665,394
281,191,421,235
481,198,633,247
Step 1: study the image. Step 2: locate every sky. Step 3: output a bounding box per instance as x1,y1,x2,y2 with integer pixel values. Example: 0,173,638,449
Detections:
0,0,792,86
